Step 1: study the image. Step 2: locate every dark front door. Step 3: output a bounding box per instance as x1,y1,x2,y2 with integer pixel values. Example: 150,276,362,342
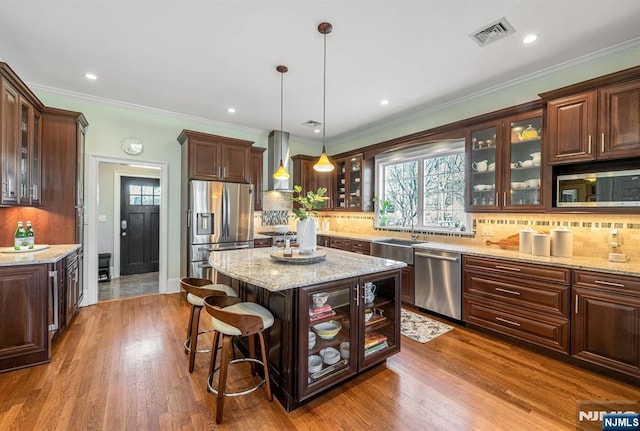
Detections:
120,176,160,275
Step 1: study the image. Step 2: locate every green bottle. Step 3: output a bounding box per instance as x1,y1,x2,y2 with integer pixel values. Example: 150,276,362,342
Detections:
26,221,35,249
14,221,27,250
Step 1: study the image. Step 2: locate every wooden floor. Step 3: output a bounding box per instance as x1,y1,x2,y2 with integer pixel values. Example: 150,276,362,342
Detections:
0,293,638,430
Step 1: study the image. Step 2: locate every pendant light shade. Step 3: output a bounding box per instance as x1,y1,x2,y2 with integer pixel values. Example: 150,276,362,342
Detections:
313,22,335,173
274,65,290,180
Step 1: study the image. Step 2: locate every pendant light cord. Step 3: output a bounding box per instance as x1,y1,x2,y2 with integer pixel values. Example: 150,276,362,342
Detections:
322,31,327,153
280,69,284,161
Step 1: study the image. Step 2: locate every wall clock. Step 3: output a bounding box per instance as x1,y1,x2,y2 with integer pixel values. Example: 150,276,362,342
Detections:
121,137,144,155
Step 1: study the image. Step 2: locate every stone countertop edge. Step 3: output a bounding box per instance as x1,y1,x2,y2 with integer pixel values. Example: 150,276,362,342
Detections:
317,231,394,242
0,244,81,266
412,242,640,277
209,247,406,292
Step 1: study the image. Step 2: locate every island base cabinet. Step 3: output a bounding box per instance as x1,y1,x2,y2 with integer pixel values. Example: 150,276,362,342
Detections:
0,264,50,372
572,286,640,378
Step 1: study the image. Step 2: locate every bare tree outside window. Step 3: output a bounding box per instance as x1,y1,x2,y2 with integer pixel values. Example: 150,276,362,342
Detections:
377,142,468,232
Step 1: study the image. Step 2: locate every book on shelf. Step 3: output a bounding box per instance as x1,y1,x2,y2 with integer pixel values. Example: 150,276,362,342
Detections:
364,331,388,349
365,341,389,356
309,310,337,322
309,305,332,315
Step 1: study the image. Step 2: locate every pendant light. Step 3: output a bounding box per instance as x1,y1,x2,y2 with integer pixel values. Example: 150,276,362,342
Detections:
313,22,335,172
273,65,290,180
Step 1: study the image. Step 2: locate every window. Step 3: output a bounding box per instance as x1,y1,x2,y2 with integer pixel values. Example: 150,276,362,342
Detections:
129,184,161,206
375,140,470,232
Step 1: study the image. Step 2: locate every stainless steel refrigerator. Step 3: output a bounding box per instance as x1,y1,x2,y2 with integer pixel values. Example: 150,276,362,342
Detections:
182,181,254,280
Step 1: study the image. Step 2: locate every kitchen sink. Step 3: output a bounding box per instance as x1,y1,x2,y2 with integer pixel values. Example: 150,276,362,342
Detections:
370,238,428,265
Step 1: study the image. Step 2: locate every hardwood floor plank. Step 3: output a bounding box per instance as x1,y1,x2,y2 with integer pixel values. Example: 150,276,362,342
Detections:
0,293,638,430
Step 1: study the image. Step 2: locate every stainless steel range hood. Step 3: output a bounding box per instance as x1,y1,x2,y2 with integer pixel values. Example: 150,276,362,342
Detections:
267,130,292,191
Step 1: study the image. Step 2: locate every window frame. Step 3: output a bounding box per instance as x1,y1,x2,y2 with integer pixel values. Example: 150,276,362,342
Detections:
374,140,472,234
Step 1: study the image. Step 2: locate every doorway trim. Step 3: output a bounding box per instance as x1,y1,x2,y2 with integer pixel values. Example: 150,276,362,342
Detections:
112,171,161,279
84,154,169,306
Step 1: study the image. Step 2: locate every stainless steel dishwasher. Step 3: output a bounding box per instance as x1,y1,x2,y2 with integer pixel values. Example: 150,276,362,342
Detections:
414,249,462,320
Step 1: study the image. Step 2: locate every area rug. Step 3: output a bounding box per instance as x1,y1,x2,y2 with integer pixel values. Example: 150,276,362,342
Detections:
400,308,454,343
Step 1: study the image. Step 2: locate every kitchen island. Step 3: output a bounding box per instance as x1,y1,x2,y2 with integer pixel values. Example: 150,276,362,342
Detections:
209,246,406,410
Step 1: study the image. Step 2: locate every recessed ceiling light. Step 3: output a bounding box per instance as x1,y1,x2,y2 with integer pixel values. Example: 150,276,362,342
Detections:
523,34,538,44
227,107,236,114
84,73,97,80
380,99,389,106
314,129,321,133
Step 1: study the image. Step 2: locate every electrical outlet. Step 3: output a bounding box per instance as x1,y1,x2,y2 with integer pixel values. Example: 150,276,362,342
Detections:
481,225,492,237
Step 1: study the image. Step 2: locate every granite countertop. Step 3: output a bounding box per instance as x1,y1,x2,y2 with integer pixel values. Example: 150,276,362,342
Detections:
314,231,640,277
0,244,81,266
413,242,640,277
209,246,406,292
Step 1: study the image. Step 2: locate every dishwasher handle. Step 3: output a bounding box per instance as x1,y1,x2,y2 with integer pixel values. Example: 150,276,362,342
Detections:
414,251,459,262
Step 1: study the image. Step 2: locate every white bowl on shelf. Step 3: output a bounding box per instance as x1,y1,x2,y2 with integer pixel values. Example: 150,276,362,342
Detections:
308,331,316,349
308,355,323,373
313,320,342,340
319,347,341,365
339,342,350,359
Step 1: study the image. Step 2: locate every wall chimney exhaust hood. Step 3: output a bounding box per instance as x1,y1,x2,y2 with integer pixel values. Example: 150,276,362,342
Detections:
267,130,292,191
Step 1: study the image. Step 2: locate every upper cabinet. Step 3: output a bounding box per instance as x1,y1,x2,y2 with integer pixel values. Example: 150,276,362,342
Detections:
334,154,373,212
251,147,265,211
292,154,334,211
1,63,44,206
544,71,640,164
467,109,544,212
178,130,253,184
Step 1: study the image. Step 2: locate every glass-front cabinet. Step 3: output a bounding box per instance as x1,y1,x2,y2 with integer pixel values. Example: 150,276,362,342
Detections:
299,279,358,399
505,112,542,210
298,270,400,400
466,110,544,212
335,155,363,210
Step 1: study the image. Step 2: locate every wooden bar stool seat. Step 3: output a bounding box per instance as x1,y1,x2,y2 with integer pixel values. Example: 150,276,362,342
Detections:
181,277,237,373
203,295,274,424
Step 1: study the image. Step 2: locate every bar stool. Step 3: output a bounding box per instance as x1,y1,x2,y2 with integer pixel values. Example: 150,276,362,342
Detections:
181,277,237,373
203,295,274,424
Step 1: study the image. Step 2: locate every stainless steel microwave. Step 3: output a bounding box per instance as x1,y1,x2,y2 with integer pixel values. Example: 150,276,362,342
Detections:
557,169,640,207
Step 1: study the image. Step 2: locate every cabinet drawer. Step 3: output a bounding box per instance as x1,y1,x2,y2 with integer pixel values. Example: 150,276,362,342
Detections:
464,297,570,354
350,240,370,255
573,269,640,293
463,255,570,285
253,238,272,248
464,272,569,318
329,238,351,251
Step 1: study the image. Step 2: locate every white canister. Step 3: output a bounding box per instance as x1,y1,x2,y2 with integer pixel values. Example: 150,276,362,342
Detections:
519,227,536,254
532,233,551,257
551,227,573,257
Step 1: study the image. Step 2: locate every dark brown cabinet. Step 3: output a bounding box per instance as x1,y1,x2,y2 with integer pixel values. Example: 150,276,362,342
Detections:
546,78,640,164
571,269,640,379
466,109,544,212
251,147,265,210
0,263,50,371
334,154,373,211
41,107,88,245
292,154,334,210
1,63,44,206
178,130,253,184
401,265,415,305
253,237,272,248
463,255,571,354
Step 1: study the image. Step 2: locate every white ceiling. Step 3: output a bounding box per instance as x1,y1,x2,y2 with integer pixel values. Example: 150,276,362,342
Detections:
1,1,640,145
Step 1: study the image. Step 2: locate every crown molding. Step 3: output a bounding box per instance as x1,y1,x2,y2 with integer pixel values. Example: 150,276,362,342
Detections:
330,36,640,149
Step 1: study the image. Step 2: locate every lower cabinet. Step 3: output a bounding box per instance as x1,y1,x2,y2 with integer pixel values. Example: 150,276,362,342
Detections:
0,264,50,372
239,268,401,410
401,265,415,305
572,270,640,379
329,237,351,251
253,237,272,248
463,256,571,354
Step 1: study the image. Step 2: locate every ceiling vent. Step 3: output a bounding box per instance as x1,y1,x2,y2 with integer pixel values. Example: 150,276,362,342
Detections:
303,119,322,128
470,17,515,47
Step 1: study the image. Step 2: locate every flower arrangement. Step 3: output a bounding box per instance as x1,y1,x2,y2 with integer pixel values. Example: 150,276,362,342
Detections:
291,185,329,221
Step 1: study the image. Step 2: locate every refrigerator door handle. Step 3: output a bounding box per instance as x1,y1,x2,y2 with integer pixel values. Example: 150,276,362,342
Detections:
222,185,230,239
